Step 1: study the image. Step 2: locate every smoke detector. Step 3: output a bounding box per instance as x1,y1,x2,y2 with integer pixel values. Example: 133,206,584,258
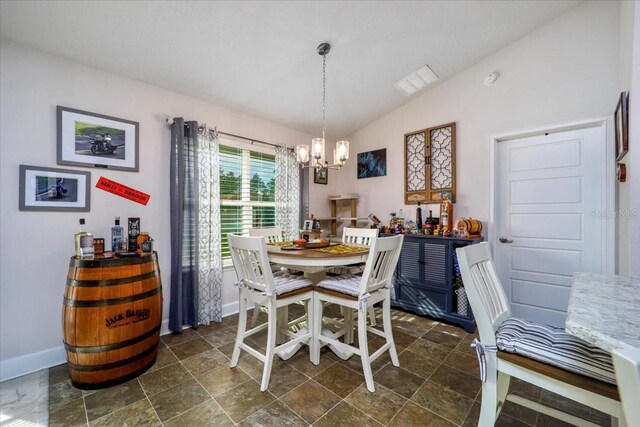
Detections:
484,72,500,86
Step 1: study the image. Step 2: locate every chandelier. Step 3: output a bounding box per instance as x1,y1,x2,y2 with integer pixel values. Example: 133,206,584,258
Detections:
296,42,349,170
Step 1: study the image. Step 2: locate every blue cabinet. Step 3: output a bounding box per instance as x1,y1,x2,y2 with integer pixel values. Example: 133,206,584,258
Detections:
390,234,481,332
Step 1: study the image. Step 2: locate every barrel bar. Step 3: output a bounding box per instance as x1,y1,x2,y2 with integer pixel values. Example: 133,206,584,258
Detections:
68,253,158,268
69,355,157,390
66,270,159,287
63,287,160,308
64,325,161,353
66,341,159,371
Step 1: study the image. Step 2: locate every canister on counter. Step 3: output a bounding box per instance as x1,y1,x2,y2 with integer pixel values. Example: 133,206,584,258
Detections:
137,232,149,252
94,238,105,255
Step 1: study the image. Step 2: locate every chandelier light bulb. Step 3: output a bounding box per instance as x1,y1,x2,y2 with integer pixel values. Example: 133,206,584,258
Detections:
311,138,325,163
336,140,349,162
296,144,309,164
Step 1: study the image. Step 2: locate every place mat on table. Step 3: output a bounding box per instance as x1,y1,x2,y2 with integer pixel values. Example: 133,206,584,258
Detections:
313,244,368,254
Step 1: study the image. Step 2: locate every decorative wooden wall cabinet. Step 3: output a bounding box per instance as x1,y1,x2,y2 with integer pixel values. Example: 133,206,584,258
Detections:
404,122,456,204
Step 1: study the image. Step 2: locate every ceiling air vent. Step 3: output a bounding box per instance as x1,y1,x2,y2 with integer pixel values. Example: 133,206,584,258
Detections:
395,65,439,96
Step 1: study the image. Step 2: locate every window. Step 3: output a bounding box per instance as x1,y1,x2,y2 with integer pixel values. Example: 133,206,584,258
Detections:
220,144,276,262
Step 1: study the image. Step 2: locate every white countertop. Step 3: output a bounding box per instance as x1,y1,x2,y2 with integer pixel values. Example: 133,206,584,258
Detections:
565,272,640,352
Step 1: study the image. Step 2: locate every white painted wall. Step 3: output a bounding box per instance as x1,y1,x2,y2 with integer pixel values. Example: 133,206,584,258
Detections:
628,1,640,279
617,0,635,276
310,1,626,250
0,40,312,380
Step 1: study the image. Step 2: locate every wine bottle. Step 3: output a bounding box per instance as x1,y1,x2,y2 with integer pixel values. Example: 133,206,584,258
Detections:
416,202,423,231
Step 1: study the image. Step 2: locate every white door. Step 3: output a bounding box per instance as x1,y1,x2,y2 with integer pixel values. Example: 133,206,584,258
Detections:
495,126,604,327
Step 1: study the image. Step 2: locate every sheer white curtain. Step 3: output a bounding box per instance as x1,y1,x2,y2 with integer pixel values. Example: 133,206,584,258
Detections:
197,126,223,324
275,146,300,241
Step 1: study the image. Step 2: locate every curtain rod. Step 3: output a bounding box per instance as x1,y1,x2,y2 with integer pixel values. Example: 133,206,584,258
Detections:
165,117,284,149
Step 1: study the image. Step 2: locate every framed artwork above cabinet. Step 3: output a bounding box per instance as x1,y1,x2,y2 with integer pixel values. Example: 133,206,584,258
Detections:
404,122,456,204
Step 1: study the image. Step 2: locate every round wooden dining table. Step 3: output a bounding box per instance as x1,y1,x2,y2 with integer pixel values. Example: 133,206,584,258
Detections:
265,243,370,360
266,243,369,282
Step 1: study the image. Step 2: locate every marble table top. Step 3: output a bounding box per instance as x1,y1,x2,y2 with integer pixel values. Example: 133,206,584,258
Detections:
566,272,640,352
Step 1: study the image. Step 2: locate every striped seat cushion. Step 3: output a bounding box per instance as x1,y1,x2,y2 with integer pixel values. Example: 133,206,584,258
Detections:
273,272,313,296
316,274,361,297
496,318,616,385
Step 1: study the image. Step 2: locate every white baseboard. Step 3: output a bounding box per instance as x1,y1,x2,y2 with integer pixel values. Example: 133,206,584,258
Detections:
0,345,66,383
1,304,245,383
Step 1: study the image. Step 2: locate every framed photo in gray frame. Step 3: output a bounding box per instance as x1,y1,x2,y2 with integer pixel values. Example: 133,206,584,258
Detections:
57,106,139,171
19,165,90,212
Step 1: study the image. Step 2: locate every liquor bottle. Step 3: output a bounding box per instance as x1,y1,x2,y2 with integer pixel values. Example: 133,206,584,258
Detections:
128,217,140,252
416,202,423,231
111,216,124,252
440,193,453,231
74,218,94,259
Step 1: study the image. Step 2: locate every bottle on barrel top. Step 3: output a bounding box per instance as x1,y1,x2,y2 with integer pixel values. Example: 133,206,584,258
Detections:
111,216,124,252
74,218,94,259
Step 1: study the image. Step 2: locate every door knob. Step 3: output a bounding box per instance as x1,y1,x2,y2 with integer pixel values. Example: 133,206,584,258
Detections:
499,237,513,244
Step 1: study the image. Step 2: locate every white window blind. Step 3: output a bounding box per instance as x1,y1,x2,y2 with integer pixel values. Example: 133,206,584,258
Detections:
220,144,276,261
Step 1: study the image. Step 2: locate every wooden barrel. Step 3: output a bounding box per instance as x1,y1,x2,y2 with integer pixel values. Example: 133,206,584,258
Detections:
62,252,162,389
458,218,483,236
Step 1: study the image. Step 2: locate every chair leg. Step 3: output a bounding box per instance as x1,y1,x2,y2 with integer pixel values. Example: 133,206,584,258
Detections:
382,296,399,367
368,306,377,326
260,301,277,391
358,311,375,392
497,371,510,409
251,303,261,328
311,294,323,365
230,292,247,368
478,361,499,427
344,308,355,344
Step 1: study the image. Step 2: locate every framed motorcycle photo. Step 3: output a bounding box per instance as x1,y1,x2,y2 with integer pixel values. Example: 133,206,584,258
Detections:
57,106,139,172
19,165,90,212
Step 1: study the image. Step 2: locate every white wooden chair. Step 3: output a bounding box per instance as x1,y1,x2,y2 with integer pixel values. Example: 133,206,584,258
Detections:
249,226,283,244
227,234,314,391
311,234,404,392
329,227,379,334
248,227,284,327
613,347,640,426
456,242,624,426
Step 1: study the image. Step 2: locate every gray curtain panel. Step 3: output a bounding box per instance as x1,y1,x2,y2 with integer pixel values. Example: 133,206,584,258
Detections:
170,118,200,332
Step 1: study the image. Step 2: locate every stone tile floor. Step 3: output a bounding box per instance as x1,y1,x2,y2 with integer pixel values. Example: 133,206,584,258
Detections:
0,306,612,426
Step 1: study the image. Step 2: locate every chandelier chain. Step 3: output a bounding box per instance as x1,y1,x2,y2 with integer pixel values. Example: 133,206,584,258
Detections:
322,51,326,141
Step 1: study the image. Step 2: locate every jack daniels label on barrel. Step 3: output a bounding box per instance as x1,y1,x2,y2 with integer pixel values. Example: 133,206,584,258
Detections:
105,308,151,328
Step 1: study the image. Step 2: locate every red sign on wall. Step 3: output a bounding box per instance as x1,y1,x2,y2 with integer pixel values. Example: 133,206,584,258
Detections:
96,176,150,205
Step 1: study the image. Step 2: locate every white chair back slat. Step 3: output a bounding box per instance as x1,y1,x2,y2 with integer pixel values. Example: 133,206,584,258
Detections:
456,242,511,346
360,235,403,295
342,227,378,246
613,347,640,425
228,234,274,294
249,227,284,244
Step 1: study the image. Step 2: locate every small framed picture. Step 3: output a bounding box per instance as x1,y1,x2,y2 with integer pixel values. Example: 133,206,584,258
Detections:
614,91,629,161
57,106,139,171
303,219,313,230
19,165,91,212
314,167,327,185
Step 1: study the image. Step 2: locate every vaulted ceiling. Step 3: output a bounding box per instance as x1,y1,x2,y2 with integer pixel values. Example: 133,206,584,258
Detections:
0,1,581,140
